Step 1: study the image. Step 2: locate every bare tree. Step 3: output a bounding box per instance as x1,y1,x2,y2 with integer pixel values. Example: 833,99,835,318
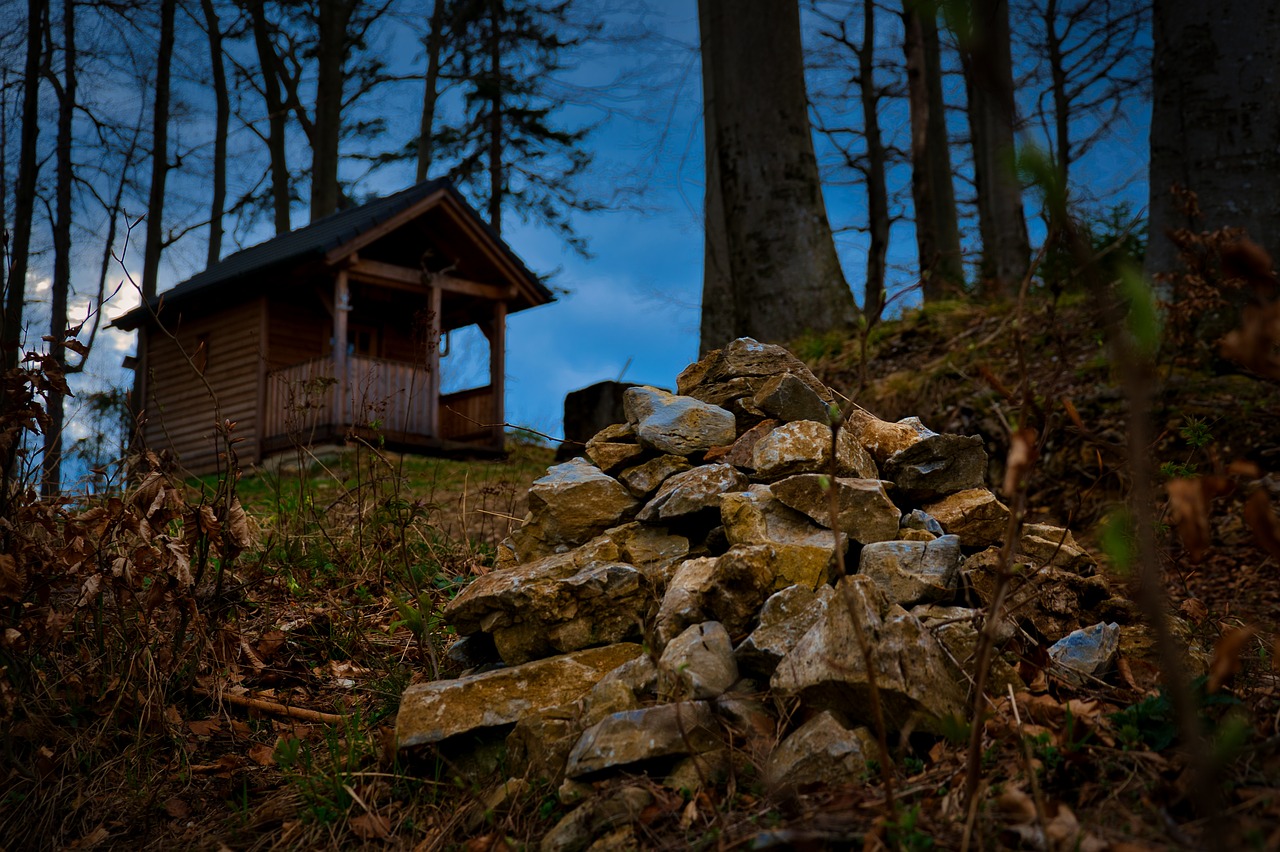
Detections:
200,0,231,263
415,0,448,181
141,0,176,302
245,0,292,233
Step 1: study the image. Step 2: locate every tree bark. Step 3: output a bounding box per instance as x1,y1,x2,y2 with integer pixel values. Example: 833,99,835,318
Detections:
416,0,447,182
487,0,503,233
697,0,857,354
42,0,76,497
960,0,1029,298
1147,0,1280,282
201,0,229,264
860,0,889,318
311,0,354,220
902,0,964,301
141,0,176,302
249,0,291,234
2,0,45,371
1044,0,1070,186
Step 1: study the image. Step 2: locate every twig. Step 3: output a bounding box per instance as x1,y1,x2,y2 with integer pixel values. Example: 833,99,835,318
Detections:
196,686,346,724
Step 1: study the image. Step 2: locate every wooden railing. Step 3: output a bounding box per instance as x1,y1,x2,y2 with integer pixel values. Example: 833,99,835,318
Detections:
264,355,497,447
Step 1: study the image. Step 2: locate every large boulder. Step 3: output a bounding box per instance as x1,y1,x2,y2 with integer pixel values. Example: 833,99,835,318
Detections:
623,386,737,456
751,420,877,481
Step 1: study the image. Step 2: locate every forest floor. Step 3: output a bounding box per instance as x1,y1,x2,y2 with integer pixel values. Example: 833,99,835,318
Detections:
3,292,1279,850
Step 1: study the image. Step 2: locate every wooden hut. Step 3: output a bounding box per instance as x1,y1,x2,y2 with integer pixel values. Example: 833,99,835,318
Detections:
111,179,553,475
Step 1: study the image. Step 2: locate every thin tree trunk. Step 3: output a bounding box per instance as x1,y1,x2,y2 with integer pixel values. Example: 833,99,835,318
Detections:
697,0,733,355
1045,0,1070,186
2,0,45,370
961,0,1029,299
249,0,291,234
42,0,75,497
697,0,857,352
902,0,963,301
311,0,352,220
487,0,503,233
201,0,229,264
860,0,889,318
416,0,447,182
142,0,176,302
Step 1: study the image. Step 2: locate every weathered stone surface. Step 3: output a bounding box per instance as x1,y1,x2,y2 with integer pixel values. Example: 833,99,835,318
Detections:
445,548,650,664
721,485,842,589
771,576,966,732
585,423,646,474
618,454,692,498
654,546,776,647
962,548,1111,643
677,338,834,409
750,373,831,423
858,535,963,605
923,489,1010,548
715,419,780,470
540,786,652,852
564,702,720,778
658,621,739,700
714,692,778,745
911,605,1024,693
837,429,880,479
844,411,934,464
764,711,877,790
1049,622,1120,686
506,679,640,783
638,463,749,523
750,420,877,481
663,750,732,794
772,475,900,544
518,459,641,551
1022,524,1096,575
736,584,835,678
594,653,658,699
901,509,944,535
601,522,690,580
623,386,737,456
396,643,644,748
882,434,988,500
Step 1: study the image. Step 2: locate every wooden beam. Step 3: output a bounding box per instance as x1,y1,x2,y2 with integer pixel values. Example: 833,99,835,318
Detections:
346,258,513,300
334,270,350,428
490,300,506,450
323,189,449,264
428,284,442,437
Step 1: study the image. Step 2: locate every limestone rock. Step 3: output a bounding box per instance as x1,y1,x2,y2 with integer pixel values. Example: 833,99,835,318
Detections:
618,454,691,498
882,434,988,500
764,711,877,790
844,411,934,463
601,522,690,581
713,419,780,471
594,653,658,700
721,485,842,589
901,509,944,535
445,548,650,664
396,643,644,749
1021,524,1096,575
623,386,737,456
654,546,776,647
638,463,749,523
663,750,733,794
771,576,966,732
923,489,1010,548
677,337,834,409
772,475,900,544
658,621,739,700
540,786,652,852
564,702,721,778
751,420,832,480
1049,622,1120,686
736,584,835,678
519,458,640,550
961,548,1110,643
858,535,963,605
911,605,1024,693
584,422,645,474
749,373,831,423
506,679,640,784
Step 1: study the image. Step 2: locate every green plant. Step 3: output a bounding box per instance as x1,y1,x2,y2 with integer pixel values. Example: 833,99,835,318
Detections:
885,804,934,851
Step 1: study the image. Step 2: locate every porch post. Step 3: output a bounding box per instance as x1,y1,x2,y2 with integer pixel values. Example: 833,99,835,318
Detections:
490,299,506,450
334,270,350,430
427,283,442,437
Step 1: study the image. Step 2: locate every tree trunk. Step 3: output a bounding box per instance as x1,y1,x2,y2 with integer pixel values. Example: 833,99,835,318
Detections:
42,0,75,497
902,0,964,301
311,0,353,220
1044,0,1070,186
487,0,503,234
201,0,229,264
1147,0,1280,282
697,0,857,353
249,0,291,234
141,0,176,302
416,0,447,182
2,0,45,371
860,0,889,318
960,0,1029,298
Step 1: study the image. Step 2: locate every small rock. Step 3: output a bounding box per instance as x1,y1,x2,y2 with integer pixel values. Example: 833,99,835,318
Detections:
858,535,963,605
540,786,652,852
750,373,831,423
882,433,988,500
901,509,944,535
1021,524,1096,575
663,749,732,794
1049,622,1120,686
677,338,834,409
623,386,737,456
911,604,1024,693
923,489,1010,548
564,702,721,778
764,711,877,790
638,463,749,523
716,419,781,471
585,423,646,473
721,485,843,589
618,454,692,498
736,584,835,678
658,621,739,700
844,411,934,463
772,474,901,543
520,458,641,549
654,546,776,647
961,548,1111,642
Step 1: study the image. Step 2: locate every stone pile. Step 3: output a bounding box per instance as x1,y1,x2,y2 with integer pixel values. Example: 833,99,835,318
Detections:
396,338,1128,843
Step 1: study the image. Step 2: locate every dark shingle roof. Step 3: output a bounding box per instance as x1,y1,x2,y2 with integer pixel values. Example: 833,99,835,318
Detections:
113,178,549,329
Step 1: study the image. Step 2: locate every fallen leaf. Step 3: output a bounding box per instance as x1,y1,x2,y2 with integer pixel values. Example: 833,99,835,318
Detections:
1208,626,1257,693
1243,489,1280,561
1180,598,1209,624
350,812,391,841
1167,478,1212,561
248,743,275,766
1062,396,1084,432
188,719,222,737
68,825,110,849
164,798,191,818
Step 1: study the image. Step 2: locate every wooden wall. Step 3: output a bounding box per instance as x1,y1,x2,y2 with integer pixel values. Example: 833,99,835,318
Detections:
141,298,265,476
